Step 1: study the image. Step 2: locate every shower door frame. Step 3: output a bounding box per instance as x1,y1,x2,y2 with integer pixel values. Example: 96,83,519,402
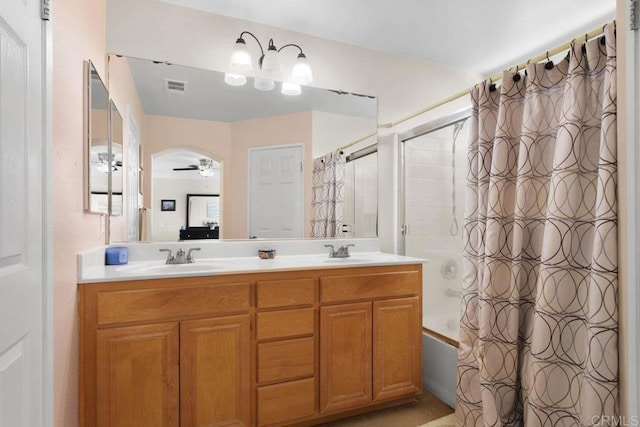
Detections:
397,107,471,256
623,12,640,419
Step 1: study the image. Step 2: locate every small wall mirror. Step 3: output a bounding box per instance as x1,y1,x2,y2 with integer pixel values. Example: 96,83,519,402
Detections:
110,100,123,216
84,61,110,214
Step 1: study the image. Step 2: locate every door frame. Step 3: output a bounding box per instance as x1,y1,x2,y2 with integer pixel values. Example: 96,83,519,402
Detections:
43,12,54,426
247,143,304,239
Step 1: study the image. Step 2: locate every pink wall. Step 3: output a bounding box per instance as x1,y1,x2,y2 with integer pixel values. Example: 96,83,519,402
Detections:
52,0,106,426
141,112,312,239
228,111,313,239
142,115,232,235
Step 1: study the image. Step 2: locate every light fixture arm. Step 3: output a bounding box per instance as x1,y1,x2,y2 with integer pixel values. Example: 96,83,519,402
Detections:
238,31,265,59
278,43,305,56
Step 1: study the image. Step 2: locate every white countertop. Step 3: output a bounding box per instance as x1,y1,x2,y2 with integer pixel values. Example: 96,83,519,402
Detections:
77,239,426,284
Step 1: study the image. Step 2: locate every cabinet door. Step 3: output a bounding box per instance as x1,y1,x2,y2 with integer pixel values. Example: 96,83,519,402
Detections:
320,302,372,414
96,322,179,427
180,315,251,427
373,297,422,401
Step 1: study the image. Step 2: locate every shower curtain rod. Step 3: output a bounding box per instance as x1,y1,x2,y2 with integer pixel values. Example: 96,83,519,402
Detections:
340,21,611,151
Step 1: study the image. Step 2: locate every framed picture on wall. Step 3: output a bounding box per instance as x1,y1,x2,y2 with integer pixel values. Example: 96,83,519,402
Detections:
161,199,176,211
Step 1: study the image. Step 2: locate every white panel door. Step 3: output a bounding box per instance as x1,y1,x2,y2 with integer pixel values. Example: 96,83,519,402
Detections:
0,0,45,425
249,145,303,238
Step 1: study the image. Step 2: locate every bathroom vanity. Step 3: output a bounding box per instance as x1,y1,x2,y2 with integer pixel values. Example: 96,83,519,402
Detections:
78,243,423,426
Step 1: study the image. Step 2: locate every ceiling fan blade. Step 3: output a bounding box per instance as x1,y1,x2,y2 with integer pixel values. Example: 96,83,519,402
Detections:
173,165,199,171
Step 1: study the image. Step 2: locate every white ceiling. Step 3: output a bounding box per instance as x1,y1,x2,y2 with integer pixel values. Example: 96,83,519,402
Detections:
160,0,616,74
127,57,376,122
154,150,220,179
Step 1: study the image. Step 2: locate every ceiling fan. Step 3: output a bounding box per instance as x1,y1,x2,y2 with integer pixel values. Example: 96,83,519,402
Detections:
92,152,122,172
173,158,219,177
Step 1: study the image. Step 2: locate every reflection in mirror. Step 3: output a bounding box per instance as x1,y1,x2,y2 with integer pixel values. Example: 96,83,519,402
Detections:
108,54,378,241
85,61,110,214
110,100,123,216
152,150,220,241
182,193,221,240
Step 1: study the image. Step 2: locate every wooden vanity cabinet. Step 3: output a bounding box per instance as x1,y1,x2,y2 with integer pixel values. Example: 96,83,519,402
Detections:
319,269,422,415
79,277,252,427
255,278,317,426
80,264,422,427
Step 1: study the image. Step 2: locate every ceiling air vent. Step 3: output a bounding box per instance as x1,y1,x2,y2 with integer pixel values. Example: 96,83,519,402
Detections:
164,79,187,95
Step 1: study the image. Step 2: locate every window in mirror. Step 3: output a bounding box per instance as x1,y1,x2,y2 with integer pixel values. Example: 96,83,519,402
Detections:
84,60,110,214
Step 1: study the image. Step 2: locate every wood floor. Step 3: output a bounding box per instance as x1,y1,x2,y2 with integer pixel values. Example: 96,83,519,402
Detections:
321,391,454,427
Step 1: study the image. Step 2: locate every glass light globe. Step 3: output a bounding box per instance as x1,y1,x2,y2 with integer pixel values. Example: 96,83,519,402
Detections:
291,53,313,85
254,77,275,91
230,38,252,73
224,73,247,87
261,45,282,79
281,81,301,96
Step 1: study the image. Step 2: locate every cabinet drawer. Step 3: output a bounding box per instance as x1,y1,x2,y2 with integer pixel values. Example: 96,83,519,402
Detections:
96,283,250,326
257,308,315,341
257,378,315,426
256,278,315,308
258,337,315,383
320,270,420,303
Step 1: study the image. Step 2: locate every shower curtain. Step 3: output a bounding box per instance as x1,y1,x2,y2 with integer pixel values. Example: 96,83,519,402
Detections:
456,23,617,426
311,150,345,237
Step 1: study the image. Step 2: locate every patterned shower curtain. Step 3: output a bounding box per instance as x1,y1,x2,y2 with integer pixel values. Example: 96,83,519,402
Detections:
311,150,345,238
456,23,617,426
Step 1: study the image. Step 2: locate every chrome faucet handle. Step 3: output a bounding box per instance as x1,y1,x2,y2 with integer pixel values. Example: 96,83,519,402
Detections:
159,248,174,264
324,244,336,258
186,248,201,263
174,248,187,264
334,244,355,258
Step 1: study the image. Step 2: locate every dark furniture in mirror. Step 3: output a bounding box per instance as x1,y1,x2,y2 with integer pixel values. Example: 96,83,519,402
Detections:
180,194,220,240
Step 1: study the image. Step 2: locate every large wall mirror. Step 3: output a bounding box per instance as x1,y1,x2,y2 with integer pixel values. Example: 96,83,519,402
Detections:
107,54,378,241
84,61,110,214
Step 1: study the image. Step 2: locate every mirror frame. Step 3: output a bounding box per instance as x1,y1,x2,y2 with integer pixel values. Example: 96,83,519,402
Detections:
186,193,220,229
84,60,111,214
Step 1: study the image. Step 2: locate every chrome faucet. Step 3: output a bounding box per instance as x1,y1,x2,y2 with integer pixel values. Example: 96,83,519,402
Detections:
324,244,355,258
159,248,175,264
186,248,201,263
159,247,201,264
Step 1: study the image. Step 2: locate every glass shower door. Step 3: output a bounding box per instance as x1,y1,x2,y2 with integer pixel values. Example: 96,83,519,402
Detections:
402,115,469,341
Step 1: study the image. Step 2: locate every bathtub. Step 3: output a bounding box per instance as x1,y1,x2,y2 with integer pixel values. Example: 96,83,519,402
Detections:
414,250,462,408
422,325,458,408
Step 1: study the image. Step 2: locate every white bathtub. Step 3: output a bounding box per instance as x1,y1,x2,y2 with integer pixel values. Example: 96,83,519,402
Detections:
411,250,461,408
422,330,457,408
422,252,462,342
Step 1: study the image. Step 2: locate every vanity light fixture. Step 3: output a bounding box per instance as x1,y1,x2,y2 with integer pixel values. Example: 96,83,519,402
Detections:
226,30,313,95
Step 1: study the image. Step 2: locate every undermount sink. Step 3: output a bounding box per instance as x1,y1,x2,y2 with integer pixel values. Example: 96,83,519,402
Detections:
115,260,230,274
